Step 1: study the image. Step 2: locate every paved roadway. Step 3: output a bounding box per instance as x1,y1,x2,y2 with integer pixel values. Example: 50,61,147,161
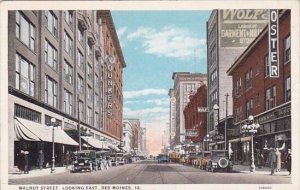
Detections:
9,160,291,184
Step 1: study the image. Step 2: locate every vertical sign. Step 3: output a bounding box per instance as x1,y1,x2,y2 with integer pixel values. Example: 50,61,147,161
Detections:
106,55,115,118
269,9,279,78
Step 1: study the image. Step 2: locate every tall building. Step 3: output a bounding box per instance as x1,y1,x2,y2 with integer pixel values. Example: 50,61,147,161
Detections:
172,72,207,145
168,89,176,148
227,10,291,164
126,119,140,155
206,10,268,149
8,10,125,171
98,10,126,142
122,119,133,154
183,84,207,144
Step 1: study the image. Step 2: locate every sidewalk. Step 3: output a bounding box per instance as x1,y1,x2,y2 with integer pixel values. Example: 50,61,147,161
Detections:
233,165,290,176
8,166,70,179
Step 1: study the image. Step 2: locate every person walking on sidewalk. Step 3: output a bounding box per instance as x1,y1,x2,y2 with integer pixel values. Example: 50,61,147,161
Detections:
37,150,44,170
64,151,71,169
23,150,30,174
286,149,291,175
268,148,277,175
275,148,282,172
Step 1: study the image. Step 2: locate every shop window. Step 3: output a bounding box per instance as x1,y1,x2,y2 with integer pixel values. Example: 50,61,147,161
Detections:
263,123,271,134
14,104,41,123
284,118,291,129
270,121,276,133
276,119,285,132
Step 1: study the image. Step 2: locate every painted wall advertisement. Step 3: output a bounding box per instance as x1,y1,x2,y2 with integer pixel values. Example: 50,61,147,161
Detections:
219,9,268,48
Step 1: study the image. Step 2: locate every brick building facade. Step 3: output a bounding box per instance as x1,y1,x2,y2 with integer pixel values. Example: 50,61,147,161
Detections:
7,10,125,171
183,84,207,144
227,10,291,164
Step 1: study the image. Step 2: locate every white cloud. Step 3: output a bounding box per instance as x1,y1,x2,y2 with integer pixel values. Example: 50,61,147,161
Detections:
145,98,169,106
124,88,168,99
127,25,206,60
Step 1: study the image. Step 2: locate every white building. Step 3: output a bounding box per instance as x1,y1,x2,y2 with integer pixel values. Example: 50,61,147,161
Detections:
122,119,133,154
168,89,176,148
172,72,207,145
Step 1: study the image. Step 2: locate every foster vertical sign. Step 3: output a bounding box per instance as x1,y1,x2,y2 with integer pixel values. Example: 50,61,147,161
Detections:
269,9,279,78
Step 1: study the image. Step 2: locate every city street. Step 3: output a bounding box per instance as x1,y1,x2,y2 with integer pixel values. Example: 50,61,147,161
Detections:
9,160,291,184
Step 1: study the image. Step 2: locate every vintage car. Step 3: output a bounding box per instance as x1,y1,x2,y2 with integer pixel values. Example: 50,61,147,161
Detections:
116,153,125,165
71,150,95,172
179,154,187,165
206,150,233,172
200,151,211,170
157,154,169,163
95,151,109,170
109,154,118,166
186,152,196,165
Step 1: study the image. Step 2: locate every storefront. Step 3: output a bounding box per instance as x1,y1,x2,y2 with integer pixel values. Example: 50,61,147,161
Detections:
229,103,291,166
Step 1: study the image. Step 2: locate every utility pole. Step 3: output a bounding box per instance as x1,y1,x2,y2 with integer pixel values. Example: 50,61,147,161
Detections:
225,93,229,150
78,95,81,151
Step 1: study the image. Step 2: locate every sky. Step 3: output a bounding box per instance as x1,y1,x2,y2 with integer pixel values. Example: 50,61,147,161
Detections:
112,11,211,155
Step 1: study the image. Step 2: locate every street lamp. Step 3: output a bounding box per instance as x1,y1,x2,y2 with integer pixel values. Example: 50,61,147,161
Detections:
86,129,91,150
241,115,260,172
203,134,212,151
47,118,61,173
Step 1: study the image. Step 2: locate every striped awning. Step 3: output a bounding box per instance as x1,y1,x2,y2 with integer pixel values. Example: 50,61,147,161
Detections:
81,136,109,150
14,117,78,146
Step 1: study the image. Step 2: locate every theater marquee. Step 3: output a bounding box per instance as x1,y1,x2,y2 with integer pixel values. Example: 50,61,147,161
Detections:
219,9,268,48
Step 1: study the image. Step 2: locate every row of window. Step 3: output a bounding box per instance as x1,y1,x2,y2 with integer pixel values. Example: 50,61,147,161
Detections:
15,53,104,117
234,76,291,123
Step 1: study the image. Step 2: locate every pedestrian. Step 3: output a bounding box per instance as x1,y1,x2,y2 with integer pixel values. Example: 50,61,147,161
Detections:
268,148,277,175
286,149,291,175
23,150,30,174
275,148,281,172
17,150,25,173
37,150,44,170
64,151,71,169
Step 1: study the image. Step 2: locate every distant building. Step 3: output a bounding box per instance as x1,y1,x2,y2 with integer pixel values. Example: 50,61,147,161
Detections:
122,119,133,154
206,10,268,149
168,89,176,148
183,84,207,145
227,10,290,164
172,72,207,145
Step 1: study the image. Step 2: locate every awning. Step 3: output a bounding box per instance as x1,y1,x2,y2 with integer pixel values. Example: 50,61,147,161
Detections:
81,136,109,150
241,136,251,142
14,117,78,146
108,144,120,152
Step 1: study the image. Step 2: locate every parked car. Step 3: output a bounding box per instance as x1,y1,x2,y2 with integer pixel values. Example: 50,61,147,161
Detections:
200,151,211,170
157,154,169,163
179,154,187,165
186,152,196,165
116,153,125,165
206,150,233,173
95,151,109,170
71,150,95,173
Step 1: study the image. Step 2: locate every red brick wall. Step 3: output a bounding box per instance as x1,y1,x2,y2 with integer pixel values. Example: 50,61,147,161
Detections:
184,85,207,142
231,11,290,124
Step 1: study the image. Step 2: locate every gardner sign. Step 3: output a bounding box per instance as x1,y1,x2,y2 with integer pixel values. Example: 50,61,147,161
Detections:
269,9,279,78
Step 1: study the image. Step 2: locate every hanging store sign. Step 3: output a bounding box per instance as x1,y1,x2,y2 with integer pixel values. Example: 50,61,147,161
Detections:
219,9,268,47
269,9,279,78
106,55,115,119
185,129,198,137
